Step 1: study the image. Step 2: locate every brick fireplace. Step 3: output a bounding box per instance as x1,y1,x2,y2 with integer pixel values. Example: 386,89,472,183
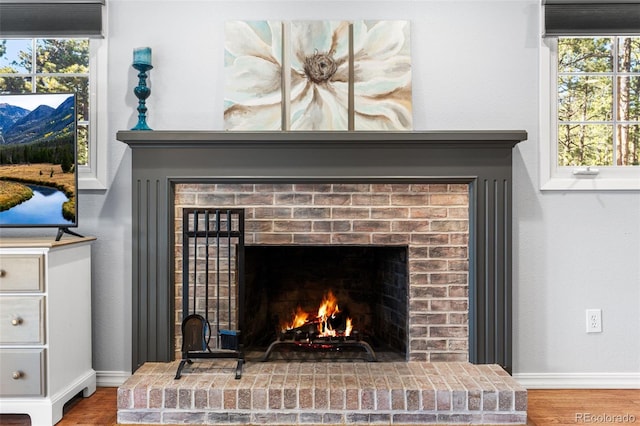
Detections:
173,182,470,363
117,130,526,372
116,131,528,424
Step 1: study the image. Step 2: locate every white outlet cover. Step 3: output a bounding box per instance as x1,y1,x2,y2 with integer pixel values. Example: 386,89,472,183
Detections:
586,308,602,333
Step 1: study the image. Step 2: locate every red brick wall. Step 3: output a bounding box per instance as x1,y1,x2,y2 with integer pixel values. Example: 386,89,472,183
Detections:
174,183,469,362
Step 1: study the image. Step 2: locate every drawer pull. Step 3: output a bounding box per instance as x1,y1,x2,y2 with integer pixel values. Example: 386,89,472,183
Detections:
11,317,23,326
12,371,24,380
0,269,5,277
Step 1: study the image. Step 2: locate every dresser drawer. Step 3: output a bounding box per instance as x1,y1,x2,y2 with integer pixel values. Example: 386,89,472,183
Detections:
0,349,45,397
0,297,44,344
0,255,44,292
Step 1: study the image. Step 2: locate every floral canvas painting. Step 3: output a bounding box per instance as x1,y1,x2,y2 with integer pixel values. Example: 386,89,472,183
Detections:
224,20,412,131
224,21,283,130
353,20,412,130
289,21,350,130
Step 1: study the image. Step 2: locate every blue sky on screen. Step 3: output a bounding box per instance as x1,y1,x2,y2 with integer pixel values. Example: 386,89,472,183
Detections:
0,93,73,112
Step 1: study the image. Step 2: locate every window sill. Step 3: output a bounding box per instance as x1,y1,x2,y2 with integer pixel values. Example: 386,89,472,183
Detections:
541,175,640,191
79,175,107,191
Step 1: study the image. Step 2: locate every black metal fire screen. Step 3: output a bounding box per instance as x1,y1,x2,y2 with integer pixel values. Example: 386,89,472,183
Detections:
175,208,245,379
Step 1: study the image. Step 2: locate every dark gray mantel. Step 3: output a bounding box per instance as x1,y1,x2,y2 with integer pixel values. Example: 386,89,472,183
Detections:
117,130,527,373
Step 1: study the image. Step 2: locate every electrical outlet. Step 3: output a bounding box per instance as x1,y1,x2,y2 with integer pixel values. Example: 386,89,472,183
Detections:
586,309,602,333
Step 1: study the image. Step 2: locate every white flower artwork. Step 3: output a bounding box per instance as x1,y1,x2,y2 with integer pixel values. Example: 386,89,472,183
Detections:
289,20,351,130
224,21,283,130
353,20,412,130
224,20,412,131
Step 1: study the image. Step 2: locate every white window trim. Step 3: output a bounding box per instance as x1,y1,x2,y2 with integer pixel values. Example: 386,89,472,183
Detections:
540,37,640,191
79,34,108,190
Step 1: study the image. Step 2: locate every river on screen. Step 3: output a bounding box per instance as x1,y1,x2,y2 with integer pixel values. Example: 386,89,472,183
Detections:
0,184,73,225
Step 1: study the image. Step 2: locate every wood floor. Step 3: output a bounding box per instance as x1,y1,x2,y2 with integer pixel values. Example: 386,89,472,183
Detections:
527,389,640,425
0,388,638,425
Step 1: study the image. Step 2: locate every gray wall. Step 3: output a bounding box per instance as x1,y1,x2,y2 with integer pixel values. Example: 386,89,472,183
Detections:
4,0,638,384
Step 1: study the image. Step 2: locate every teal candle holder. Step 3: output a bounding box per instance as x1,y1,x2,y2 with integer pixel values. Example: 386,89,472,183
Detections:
132,62,153,131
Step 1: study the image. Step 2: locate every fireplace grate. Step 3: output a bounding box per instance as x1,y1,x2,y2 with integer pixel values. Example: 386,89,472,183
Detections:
262,332,377,362
175,208,245,379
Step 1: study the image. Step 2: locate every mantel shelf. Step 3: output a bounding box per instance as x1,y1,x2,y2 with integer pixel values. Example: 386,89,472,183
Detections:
116,130,528,149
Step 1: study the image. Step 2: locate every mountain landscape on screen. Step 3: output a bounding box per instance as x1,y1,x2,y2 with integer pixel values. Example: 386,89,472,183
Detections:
0,93,78,228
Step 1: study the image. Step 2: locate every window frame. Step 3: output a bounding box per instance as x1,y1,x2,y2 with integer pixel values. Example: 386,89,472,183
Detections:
0,33,107,191
81,35,107,190
540,36,640,191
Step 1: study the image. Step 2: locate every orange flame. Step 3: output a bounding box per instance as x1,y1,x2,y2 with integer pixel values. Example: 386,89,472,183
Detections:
345,317,353,336
283,290,352,337
318,290,340,319
287,306,309,330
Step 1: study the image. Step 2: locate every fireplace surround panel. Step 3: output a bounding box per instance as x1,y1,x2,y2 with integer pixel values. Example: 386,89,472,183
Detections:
117,130,526,373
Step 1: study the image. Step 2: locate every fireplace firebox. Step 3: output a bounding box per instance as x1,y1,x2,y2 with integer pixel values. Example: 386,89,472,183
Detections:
244,245,408,361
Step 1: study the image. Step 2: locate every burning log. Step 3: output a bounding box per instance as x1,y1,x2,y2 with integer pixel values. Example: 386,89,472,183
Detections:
282,314,351,338
264,291,373,361
280,290,354,339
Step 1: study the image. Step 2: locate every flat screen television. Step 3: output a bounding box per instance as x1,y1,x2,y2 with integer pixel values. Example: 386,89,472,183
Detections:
0,92,81,240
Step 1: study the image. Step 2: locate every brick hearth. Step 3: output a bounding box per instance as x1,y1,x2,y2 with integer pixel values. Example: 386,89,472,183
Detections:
117,361,527,425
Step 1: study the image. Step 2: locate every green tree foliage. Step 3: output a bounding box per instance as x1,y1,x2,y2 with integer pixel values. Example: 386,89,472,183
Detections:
0,40,32,93
34,40,89,121
617,38,640,166
0,136,74,167
558,37,640,166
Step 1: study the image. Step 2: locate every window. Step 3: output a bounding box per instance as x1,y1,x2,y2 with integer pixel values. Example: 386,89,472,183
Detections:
558,37,640,168
541,1,640,190
0,38,107,189
542,37,640,190
0,1,107,189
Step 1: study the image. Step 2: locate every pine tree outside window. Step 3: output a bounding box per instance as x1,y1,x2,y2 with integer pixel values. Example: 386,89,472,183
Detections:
557,37,640,168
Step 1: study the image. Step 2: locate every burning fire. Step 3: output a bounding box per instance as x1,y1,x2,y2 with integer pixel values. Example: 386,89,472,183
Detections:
283,290,353,337
288,306,309,329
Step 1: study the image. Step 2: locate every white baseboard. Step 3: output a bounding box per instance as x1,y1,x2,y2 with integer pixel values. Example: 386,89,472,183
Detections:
513,372,640,389
96,370,640,389
95,370,131,387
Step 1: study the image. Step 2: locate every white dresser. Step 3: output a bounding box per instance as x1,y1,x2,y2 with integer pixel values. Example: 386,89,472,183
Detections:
0,237,96,425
